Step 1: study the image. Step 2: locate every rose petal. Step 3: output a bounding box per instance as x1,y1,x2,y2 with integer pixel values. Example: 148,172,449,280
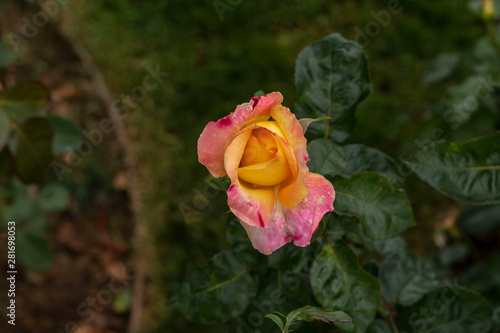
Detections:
198,92,283,177
224,129,276,228
240,205,292,255
271,105,310,208
243,172,334,254
284,173,335,247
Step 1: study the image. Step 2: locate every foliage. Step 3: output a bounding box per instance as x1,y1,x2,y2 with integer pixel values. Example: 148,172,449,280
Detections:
168,16,500,330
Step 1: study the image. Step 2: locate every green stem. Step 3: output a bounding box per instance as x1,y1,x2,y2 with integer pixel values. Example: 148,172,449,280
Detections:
486,21,500,54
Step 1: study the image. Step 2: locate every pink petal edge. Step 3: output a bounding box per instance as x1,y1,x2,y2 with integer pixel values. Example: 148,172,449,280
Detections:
242,172,335,254
197,92,283,178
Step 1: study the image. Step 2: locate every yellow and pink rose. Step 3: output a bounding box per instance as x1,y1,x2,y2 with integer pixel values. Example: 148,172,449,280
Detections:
198,92,335,254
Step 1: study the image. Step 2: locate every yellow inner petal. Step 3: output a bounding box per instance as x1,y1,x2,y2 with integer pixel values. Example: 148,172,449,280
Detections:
240,129,277,167
238,127,291,186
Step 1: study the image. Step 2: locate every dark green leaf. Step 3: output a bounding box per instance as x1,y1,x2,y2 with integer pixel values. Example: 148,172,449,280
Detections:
226,216,267,268
243,269,312,332
48,115,82,155
205,174,230,191
343,144,402,182
407,133,500,204
0,82,50,121
421,52,460,86
310,242,381,333
253,90,265,97
398,288,493,333
443,76,495,128
472,38,500,75
332,172,415,240
13,117,53,184
460,254,500,306
17,230,54,271
437,243,469,266
167,250,258,324
284,305,354,332
295,33,371,142
366,319,393,333
493,307,500,333
379,252,441,306
0,41,15,68
269,238,324,275
0,109,10,150
307,139,346,177
39,183,70,212
457,204,500,235
325,213,409,256
0,147,13,178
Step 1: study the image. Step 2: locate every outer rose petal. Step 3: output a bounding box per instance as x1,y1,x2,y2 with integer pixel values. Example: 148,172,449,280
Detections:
225,129,275,229
198,92,283,177
284,173,335,247
271,105,310,208
240,206,292,255
243,172,335,254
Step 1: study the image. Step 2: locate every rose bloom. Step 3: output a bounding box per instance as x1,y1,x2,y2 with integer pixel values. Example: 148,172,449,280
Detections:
198,92,335,254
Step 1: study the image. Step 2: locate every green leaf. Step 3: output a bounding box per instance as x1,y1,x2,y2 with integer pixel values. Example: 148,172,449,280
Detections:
332,172,415,240
442,75,496,129
325,213,409,256
0,109,10,152
253,90,265,97
0,147,13,179
366,319,393,333
39,183,70,212
12,117,53,184
472,38,500,75
226,216,267,268
437,243,470,267
204,174,230,191
406,133,500,204
0,41,15,68
421,52,460,86
379,252,441,306
298,116,331,134
0,82,50,122
493,307,500,333
310,242,381,333
307,139,346,177
47,115,82,155
398,288,493,333
17,230,54,271
265,313,285,331
343,144,402,182
295,33,371,142
460,254,500,306
167,250,259,324
244,269,312,332
457,204,500,235
283,305,354,332
269,238,324,275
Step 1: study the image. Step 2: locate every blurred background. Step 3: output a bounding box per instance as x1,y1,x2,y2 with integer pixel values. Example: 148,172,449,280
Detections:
0,0,498,332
